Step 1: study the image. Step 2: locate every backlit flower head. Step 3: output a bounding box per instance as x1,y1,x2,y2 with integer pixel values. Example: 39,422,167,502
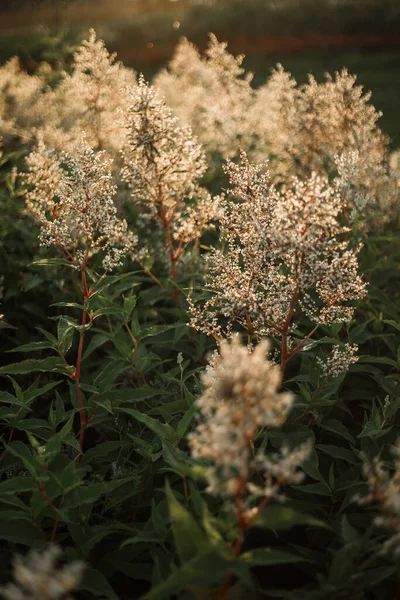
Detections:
25,133,136,271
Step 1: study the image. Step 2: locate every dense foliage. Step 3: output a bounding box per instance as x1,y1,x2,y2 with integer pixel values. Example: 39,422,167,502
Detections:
1,31,400,600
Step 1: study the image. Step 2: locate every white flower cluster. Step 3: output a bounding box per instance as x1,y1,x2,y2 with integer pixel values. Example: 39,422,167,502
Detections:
25,134,136,271
121,77,220,275
39,30,136,156
156,40,399,220
359,442,400,552
0,31,136,157
0,57,51,142
0,545,84,600
188,336,309,499
253,65,399,219
255,66,388,180
333,151,370,221
155,34,255,158
317,343,359,380
189,153,366,341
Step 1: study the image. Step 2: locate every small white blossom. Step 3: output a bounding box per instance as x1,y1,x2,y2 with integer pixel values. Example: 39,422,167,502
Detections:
0,545,84,600
317,343,359,379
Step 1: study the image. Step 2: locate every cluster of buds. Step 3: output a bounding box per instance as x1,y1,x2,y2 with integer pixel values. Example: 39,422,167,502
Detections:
188,336,309,502
25,134,136,271
0,545,84,600
316,343,359,380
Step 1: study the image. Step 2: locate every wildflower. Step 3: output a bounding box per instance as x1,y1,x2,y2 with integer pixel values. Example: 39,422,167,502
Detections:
0,57,50,142
155,34,255,158
0,545,84,600
189,153,366,349
359,441,400,551
252,65,395,222
333,151,370,221
316,343,359,380
248,441,312,502
0,31,136,157
25,133,136,271
38,30,136,157
121,77,220,279
188,335,308,499
255,66,388,183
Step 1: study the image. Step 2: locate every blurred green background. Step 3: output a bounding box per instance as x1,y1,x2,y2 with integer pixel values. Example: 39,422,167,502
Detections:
1,0,400,145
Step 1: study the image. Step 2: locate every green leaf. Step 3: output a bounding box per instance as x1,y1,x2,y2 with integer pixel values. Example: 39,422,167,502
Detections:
82,334,109,362
295,482,332,496
89,272,139,297
340,515,359,544
0,520,42,545
151,499,168,540
142,550,229,600
94,359,127,390
357,565,397,587
6,442,39,477
0,320,17,330
8,341,54,353
57,317,75,355
31,258,73,268
252,506,330,531
24,380,63,403
321,419,355,444
81,568,119,600
65,477,134,508
176,404,197,439
139,324,179,340
118,407,178,443
166,480,207,564
239,547,311,567
83,441,129,463
358,355,398,368
123,294,137,317
315,444,358,464
51,302,85,310
0,477,37,494
383,319,400,333
0,358,74,376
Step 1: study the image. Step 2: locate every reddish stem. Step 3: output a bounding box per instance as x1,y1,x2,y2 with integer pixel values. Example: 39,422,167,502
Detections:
39,471,60,543
75,268,89,462
287,324,320,360
217,478,270,600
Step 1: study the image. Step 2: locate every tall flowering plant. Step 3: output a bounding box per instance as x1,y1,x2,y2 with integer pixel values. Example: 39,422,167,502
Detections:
121,77,220,292
189,152,366,375
24,134,136,458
